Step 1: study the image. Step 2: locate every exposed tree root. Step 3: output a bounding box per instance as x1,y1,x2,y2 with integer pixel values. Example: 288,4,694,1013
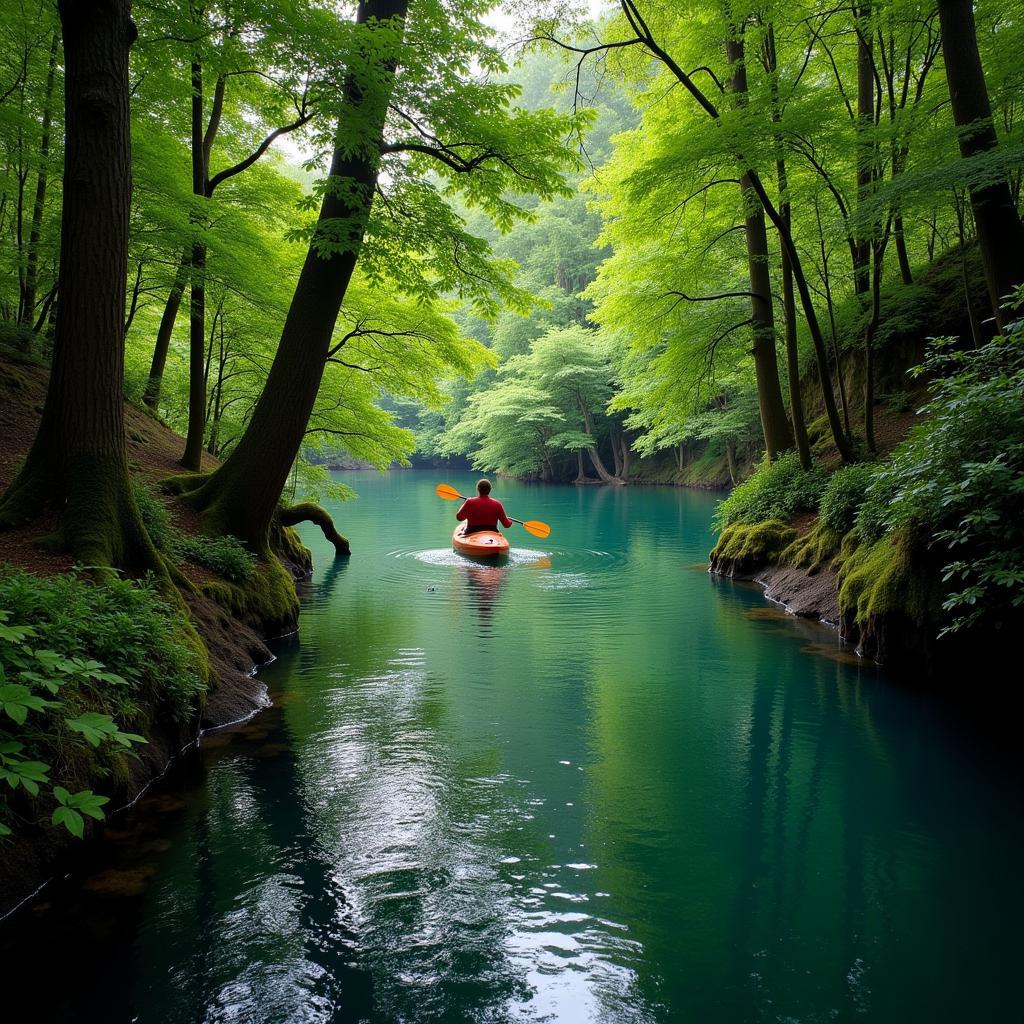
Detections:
278,502,350,557
1,451,166,580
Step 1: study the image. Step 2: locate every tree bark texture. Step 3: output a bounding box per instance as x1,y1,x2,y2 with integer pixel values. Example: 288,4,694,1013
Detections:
937,0,1024,328
278,502,350,557
726,30,794,460
853,5,874,296
180,0,410,551
765,25,813,468
0,0,157,571
181,56,208,469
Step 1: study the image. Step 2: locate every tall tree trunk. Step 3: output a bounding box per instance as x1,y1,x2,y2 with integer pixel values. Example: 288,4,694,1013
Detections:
893,213,912,285
853,4,874,296
181,56,207,469
142,245,190,410
176,0,410,551
937,0,1024,329
863,232,889,452
814,195,853,437
578,399,622,483
726,438,738,485
20,32,59,328
765,25,812,469
954,192,984,348
586,446,619,483
744,169,854,462
182,239,207,468
574,449,587,483
619,431,631,483
0,0,157,571
726,28,794,460
610,424,624,478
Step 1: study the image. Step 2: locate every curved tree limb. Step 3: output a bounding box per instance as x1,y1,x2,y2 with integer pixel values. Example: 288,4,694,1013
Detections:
278,502,351,557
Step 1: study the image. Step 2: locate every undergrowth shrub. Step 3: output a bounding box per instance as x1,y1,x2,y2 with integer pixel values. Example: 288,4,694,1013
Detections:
0,566,206,838
178,535,256,582
855,321,1024,633
715,452,826,530
133,479,255,582
818,463,876,535
854,472,900,543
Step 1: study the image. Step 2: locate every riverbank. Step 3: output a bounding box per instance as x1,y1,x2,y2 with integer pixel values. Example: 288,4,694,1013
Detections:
0,349,309,917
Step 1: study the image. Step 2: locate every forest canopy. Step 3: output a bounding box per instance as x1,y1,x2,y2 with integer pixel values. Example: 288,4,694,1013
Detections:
0,0,1021,526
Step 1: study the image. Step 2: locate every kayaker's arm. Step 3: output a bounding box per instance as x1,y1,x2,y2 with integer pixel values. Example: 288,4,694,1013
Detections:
496,501,513,529
456,499,470,521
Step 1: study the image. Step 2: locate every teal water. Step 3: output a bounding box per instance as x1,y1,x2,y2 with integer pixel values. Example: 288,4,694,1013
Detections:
3,471,1021,1022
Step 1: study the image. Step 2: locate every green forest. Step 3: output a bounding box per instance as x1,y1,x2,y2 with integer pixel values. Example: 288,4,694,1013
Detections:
0,0,1022,1015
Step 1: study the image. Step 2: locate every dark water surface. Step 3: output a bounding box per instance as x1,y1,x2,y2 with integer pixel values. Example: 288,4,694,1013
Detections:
3,472,1021,1022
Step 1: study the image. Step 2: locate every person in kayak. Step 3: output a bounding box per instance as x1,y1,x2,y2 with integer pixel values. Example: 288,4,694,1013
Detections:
456,479,513,535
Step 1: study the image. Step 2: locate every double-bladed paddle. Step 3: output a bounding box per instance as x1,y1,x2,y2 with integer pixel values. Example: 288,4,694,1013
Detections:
435,483,552,539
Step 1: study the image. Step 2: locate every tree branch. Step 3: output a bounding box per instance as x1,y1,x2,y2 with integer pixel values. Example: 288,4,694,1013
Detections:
206,97,314,195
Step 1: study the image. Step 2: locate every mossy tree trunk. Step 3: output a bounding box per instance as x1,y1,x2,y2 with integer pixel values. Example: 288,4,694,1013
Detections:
726,28,794,461
937,0,1024,329
176,0,409,553
0,0,159,573
764,24,812,469
278,502,350,557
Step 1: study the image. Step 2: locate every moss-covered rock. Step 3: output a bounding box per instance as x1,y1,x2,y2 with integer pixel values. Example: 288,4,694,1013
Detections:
781,521,844,574
709,519,797,578
203,555,301,638
834,530,944,663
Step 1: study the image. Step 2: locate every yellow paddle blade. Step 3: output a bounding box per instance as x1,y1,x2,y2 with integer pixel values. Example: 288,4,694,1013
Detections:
522,520,551,539
435,483,464,501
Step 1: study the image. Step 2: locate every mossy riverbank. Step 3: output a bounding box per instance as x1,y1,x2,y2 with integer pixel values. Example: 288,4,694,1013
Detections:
0,349,323,917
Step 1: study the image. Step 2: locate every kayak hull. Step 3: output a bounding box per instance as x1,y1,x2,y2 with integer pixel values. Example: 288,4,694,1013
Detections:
452,525,510,559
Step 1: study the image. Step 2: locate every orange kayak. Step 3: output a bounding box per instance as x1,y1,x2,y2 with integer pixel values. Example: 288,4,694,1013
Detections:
452,524,510,559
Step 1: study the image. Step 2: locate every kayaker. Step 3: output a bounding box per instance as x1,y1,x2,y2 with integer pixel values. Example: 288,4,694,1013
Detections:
456,479,513,535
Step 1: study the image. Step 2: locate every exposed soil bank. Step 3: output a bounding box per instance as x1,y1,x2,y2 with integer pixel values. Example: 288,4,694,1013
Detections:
0,350,308,917
710,539,1015,678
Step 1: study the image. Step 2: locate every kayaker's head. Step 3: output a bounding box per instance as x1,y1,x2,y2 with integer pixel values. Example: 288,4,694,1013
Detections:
477,478,492,496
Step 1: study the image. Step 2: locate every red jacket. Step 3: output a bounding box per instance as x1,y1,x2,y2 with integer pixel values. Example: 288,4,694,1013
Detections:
456,495,512,530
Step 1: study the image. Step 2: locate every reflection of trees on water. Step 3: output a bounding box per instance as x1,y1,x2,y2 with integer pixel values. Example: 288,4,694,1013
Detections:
135,708,374,1022
137,620,549,1022
318,555,350,603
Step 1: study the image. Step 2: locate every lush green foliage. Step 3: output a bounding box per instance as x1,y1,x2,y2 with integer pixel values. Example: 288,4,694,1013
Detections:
819,464,877,535
134,479,256,581
0,566,206,837
442,325,620,478
855,325,1024,633
715,453,826,530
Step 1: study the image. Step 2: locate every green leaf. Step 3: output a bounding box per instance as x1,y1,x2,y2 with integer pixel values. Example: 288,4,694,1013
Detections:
65,712,120,747
0,683,60,724
0,623,36,643
52,805,85,838
113,731,148,748
65,789,109,820
0,759,50,794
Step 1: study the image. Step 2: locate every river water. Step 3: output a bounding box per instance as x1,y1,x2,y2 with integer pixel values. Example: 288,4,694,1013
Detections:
3,471,1021,1022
